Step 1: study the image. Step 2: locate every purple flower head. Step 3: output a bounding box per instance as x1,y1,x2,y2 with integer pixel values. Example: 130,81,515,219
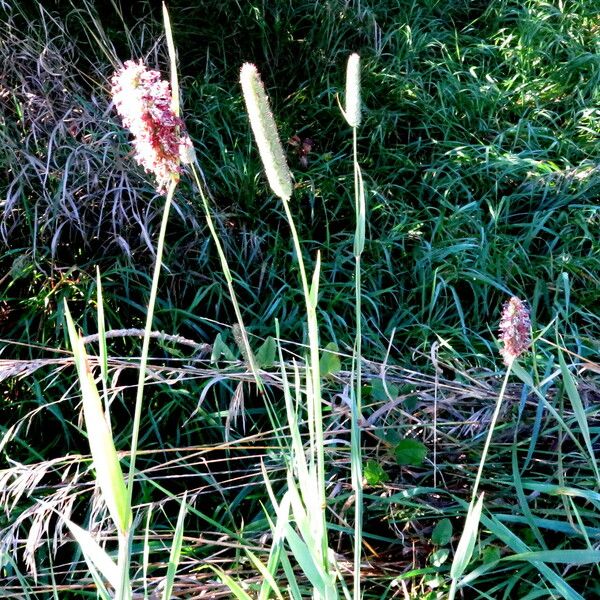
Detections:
499,296,531,365
111,60,192,194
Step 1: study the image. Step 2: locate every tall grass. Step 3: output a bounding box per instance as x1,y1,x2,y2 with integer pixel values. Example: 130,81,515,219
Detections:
1,0,599,598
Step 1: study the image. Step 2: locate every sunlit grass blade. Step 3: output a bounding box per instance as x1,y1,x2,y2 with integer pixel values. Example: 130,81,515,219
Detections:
211,567,254,600
503,549,600,565
162,2,179,117
62,516,119,591
449,492,484,598
64,301,131,536
245,548,285,600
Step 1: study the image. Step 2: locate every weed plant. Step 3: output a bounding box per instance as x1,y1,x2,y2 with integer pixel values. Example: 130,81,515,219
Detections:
1,0,600,598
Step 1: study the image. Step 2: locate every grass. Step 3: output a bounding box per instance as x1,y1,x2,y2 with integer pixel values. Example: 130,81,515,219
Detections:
1,0,600,597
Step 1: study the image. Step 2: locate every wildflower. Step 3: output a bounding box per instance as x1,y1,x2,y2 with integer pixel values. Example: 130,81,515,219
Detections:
110,60,192,194
240,63,292,201
499,296,531,365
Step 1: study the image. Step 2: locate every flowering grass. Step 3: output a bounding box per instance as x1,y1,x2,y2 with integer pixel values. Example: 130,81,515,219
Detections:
1,0,600,598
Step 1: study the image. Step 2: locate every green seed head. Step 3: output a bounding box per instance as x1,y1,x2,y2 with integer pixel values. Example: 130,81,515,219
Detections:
240,63,292,201
344,53,361,128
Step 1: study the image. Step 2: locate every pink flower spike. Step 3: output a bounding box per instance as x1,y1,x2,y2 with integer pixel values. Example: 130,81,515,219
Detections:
499,296,531,366
110,60,192,194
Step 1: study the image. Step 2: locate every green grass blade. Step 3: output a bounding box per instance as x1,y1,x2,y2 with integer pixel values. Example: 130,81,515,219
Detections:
558,344,600,486
283,524,328,592
503,550,600,565
162,492,187,600
450,493,484,581
62,517,119,590
96,267,110,420
478,511,585,600
64,301,131,535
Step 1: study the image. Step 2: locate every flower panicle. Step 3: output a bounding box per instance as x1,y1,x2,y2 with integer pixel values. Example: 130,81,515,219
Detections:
499,296,531,365
110,60,193,194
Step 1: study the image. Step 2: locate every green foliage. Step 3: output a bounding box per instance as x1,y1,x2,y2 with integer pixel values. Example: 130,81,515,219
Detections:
363,459,389,486
431,519,453,547
319,342,342,377
394,438,428,467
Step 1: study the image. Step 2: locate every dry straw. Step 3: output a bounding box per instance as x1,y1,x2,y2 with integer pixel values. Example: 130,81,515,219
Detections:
240,63,292,201
344,53,361,128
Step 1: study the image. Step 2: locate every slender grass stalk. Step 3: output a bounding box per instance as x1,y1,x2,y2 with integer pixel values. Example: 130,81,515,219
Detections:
449,371,511,598
126,178,176,506
470,366,512,502
280,195,328,565
189,163,263,391
343,52,364,599
241,61,331,591
450,297,531,597
350,128,364,600
96,267,110,420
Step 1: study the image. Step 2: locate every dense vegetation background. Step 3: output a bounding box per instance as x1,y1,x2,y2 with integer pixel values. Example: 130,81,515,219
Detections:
1,0,599,597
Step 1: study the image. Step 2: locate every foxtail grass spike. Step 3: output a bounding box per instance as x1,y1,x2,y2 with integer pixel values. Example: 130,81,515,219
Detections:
344,53,361,128
240,63,292,201
499,296,531,365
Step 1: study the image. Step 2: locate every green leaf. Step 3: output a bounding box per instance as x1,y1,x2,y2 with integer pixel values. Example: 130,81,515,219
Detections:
482,545,501,564
363,459,389,485
256,336,276,368
451,493,484,581
430,548,449,567
394,438,427,466
369,378,399,402
319,342,341,377
403,394,418,412
211,333,236,363
431,518,453,546
375,427,400,445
